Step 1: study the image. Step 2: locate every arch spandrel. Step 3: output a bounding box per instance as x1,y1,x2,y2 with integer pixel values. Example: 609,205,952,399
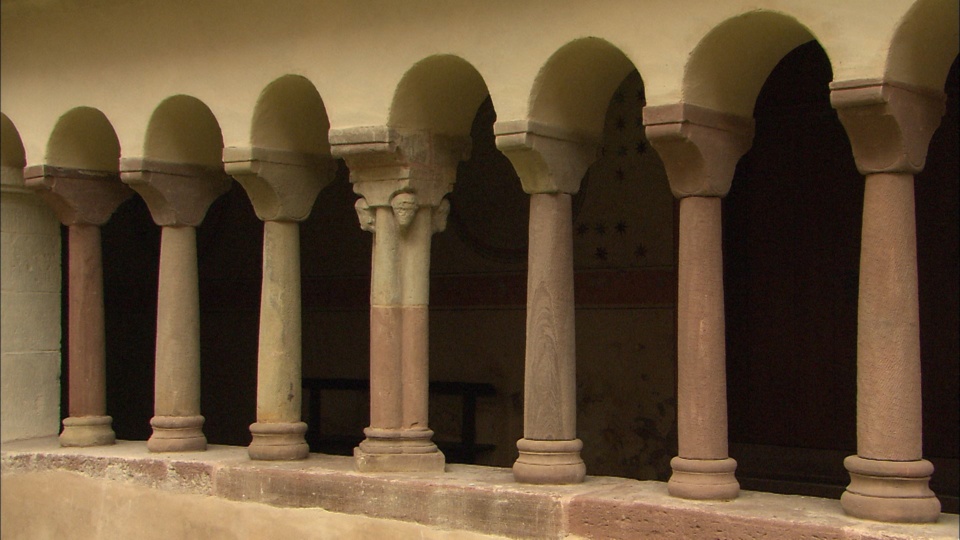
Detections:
526,37,637,139
45,107,121,172
142,95,224,168
388,55,491,138
682,10,818,118
885,0,959,91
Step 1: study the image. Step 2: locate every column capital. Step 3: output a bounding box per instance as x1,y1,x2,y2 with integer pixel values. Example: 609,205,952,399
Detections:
830,79,946,175
643,103,754,198
23,165,132,226
120,158,231,227
330,126,468,208
493,120,598,195
223,146,336,222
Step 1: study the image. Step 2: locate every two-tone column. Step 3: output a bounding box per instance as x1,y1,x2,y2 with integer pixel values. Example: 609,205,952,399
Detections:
644,103,754,500
25,165,132,447
224,147,335,460
331,128,466,472
120,158,231,452
495,120,599,484
831,80,945,523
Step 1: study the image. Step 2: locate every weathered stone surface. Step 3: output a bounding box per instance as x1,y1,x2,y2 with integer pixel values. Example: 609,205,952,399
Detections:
23,165,132,226
2,440,956,540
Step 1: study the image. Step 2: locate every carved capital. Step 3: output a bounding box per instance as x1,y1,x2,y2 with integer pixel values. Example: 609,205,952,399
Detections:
330,126,468,208
23,165,133,226
223,146,336,222
493,120,598,195
354,197,377,233
643,103,754,198
120,158,231,227
830,79,946,175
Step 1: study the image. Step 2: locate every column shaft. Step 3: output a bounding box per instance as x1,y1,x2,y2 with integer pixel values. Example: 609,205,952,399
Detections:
668,196,738,499
249,220,308,459
60,224,115,446
148,225,206,452
400,207,432,430
513,193,584,484
369,206,403,430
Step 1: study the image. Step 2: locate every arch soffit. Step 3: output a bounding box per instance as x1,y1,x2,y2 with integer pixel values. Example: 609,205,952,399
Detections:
250,75,331,155
1,113,27,169
885,0,959,91
142,95,224,168
526,37,638,139
45,107,120,172
682,10,819,117
387,54,491,137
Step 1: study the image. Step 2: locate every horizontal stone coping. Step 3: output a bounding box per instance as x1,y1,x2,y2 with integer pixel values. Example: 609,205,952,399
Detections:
2,438,957,540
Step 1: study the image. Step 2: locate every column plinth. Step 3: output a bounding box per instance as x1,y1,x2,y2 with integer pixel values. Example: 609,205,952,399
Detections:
644,104,754,500
495,121,597,484
24,165,132,448
122,158,231,453
831,80,945,523
332,128,467,473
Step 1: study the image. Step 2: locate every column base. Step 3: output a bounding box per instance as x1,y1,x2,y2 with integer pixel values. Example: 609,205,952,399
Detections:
841,455,940,523
513,438,586,484
59,415,116,447
354,427,445,472
248,421,309,460
668,456,739,500
147,415,207,453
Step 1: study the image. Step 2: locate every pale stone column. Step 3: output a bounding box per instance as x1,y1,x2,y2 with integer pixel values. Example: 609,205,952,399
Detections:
331,127,466,473
831,80,945,523
644,104,754,500
24,165,132,447
225,147,334,460
121,158,231,452
495,120,599,484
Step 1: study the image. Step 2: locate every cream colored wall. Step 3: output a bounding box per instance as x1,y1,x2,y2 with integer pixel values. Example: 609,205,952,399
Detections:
1,0,952,166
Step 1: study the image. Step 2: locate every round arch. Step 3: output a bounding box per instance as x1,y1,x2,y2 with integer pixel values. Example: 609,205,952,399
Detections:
388,54,489,137
250,75,330,155
45,107,120,171
527,37,636,138
143,95,223,167
1,113,27,170
683,10,819,117
885,0,959,90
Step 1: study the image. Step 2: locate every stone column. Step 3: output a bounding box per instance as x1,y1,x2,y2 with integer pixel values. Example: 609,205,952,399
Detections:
24,165,132,447
495,120,598,484
120,158,231,453
331,127,467,472
224,147,335,460
831,80,945,523
643,103,754,500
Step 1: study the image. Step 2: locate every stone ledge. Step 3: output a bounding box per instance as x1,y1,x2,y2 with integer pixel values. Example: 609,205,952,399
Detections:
2,437,957,540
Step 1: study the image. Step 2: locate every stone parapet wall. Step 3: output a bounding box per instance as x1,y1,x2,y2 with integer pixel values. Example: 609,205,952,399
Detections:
3,438,957,540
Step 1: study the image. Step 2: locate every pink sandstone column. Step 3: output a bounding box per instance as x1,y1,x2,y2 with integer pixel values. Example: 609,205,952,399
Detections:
643,103,754,500
225,147,334,461
121,158,231,453
330,128,465,473
493,120,597,484
512,192,585,484
831,80,945,523
24,166,132,447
